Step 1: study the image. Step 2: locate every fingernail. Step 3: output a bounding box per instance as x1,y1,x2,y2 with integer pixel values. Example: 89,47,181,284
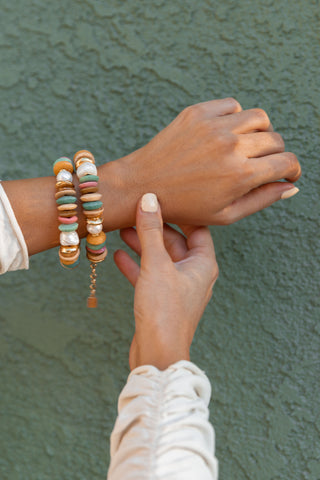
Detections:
141,193,158,212
281,186,300,200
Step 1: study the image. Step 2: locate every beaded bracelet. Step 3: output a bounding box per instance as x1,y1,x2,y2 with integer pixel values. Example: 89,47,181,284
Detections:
53,157,80,269
73,150,107,308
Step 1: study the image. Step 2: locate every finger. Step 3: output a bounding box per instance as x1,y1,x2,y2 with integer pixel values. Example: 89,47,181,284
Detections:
217,108,272,134
120,227,141,255
162,224,188,261
177,224,215,259
120,224,188,262
214,182,300,224
113,249,140,286
249,151,302,186
238,132,285,158
136,193,170,267
193,97,242,117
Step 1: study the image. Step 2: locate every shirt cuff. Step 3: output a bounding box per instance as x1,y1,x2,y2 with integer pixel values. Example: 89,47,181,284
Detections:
0,182,29,274
108,360,218,480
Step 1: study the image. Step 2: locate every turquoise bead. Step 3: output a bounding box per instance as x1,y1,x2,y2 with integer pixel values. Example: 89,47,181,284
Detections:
58,223,79,232
82,200,103,210
86,240,107,250
56,196,77,205
79,174,99,183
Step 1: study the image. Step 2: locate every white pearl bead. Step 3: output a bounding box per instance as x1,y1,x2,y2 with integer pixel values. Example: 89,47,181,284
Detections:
56,169,73,183
60,231,80,246
76,162,97,178
87,224,103,235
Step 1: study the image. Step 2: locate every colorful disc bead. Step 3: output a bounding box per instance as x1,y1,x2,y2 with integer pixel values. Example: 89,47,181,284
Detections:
58,223,79,232
82,201,103,210
56,195,77,205
79,175,99,183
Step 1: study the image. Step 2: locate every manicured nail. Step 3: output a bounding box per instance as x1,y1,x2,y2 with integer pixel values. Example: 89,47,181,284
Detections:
141,193,158,212
281,186,300,200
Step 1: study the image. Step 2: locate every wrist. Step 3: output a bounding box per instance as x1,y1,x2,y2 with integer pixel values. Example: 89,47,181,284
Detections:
98,148,146,232
136,345,190,371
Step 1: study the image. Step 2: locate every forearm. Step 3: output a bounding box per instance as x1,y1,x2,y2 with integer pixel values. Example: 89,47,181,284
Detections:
1,151,142,257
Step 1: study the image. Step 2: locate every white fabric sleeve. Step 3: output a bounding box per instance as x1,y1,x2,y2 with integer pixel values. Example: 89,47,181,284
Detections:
107,360,218,480
0,182,29,274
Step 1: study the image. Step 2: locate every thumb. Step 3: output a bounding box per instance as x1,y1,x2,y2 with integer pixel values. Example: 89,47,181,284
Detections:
136,193,168,267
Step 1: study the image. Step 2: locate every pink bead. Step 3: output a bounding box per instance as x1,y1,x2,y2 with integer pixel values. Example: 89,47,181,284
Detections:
58,215,78,224
79,181,98,189
86,246,106,254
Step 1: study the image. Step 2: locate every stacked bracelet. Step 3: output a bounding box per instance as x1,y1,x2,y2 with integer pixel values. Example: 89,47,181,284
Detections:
53,157,80,269
74,150,107,308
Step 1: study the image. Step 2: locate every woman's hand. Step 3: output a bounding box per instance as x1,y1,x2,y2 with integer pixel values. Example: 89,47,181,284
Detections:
113,97,301,228
114,193,218,371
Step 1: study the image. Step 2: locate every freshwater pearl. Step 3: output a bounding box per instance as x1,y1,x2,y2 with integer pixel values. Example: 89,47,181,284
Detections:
60,231,80,246
76,162,97,178
87,224,103,235
56,169,73,183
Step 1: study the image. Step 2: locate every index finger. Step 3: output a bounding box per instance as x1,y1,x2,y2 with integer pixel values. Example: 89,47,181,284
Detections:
178,224,215,257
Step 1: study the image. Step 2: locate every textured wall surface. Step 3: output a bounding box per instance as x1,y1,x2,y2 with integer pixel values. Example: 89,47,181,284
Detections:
0,0,319,479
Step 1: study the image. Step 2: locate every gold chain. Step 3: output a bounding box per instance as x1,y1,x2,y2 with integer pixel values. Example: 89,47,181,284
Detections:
87,262,98,308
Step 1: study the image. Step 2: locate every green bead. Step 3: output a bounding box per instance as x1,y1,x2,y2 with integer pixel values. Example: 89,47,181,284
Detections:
58,223,79,232
86,240,107,250
82,200,103,210
56,196,77,205
79,175,99,183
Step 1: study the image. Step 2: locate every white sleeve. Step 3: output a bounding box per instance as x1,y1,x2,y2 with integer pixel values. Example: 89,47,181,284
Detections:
107,360,218,480
0,182,29,274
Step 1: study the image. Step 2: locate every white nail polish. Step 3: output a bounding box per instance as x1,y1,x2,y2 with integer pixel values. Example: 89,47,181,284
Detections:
281,187,300,200
141,193,158,212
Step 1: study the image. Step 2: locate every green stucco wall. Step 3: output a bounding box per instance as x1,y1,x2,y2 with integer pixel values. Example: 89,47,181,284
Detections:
0,0,319,479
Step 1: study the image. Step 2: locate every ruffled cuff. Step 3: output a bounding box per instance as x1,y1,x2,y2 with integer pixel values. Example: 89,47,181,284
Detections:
0,182,29,274
108,360,218,480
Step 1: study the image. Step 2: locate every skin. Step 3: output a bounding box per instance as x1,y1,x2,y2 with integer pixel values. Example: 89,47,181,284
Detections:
114,194,219,371
2,97,301,256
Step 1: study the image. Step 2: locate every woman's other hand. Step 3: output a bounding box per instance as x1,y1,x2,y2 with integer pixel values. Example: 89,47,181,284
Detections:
115,98,301,227
114,193,218,371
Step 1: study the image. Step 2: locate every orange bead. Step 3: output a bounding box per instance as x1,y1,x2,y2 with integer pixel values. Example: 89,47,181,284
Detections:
86,232,106,245
53,160,74,176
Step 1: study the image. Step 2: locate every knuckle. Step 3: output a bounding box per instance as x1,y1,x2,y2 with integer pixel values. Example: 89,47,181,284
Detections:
180,104,203,123
216,206,235,225
238,158,255,182
224,97,242,112
273,132,285,151
285,152,301,177
214,131,238,150
252,108,270,128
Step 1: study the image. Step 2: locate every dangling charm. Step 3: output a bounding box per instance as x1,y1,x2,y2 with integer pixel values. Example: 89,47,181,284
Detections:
87,262,98,308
